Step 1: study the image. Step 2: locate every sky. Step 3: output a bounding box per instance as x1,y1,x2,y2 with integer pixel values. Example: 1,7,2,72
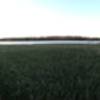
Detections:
0,0,100,38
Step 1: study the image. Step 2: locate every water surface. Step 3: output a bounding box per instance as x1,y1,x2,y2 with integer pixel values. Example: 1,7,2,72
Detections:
0,40,100,45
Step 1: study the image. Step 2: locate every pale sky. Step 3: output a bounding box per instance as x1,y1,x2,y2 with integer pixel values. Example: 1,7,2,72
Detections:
0,0,100,38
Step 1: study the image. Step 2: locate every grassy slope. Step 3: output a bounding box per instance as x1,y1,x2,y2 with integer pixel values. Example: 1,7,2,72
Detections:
0,45,100,100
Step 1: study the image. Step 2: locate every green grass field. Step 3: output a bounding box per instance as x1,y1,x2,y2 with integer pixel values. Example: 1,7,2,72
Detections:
0,45,100,100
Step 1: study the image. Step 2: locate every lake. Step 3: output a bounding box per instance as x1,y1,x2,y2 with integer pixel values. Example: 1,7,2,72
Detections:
0,40,100,45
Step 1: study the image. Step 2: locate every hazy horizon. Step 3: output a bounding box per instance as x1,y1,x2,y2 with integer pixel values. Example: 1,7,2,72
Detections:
0,0,100,38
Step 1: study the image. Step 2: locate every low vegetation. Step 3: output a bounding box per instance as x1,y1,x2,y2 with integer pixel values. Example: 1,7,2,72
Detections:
0,45,100,100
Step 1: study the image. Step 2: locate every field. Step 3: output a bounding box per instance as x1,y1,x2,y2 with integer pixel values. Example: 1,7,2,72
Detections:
0,44,100,100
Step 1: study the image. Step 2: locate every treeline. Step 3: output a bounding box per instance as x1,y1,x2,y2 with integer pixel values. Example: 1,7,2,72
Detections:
0,36,100,41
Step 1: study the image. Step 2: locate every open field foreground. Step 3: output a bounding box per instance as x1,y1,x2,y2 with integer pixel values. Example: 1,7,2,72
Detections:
0,45,100,100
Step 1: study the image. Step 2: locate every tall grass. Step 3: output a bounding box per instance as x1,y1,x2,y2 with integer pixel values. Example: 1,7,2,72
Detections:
0,45,100,100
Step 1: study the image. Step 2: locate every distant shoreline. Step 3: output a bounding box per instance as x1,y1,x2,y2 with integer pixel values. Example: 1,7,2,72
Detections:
0,36,100,41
